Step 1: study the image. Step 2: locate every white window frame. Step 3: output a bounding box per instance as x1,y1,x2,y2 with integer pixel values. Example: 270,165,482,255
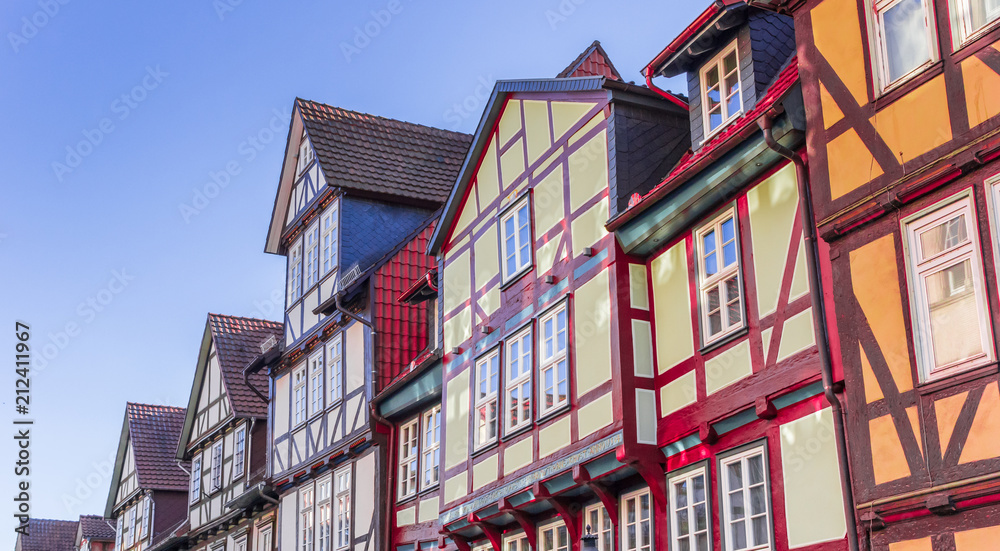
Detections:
538,520,570,551
318,475,332,551
256,524,273,551
126,506,136,547
305,222,320,290
334,466,352,550
668,466,711,551
505,327,533,434
190,456,202,503
538,302,569,417
421,405,441,490
294,365,308,426
309,351,325,418
621,488,653,551
141,495,152,542
584,503,614,551
210,441,223,492
500,196,533,283
233,427,246,480
398,417,419,499
951,0,1000,45
502,533,529,551
328,334,343,405
114,516,123,550
322,202,339,277
867,0,940,93
697,208,745,345
903,193,994,381
235,536,247,551
700,40,743,138
720,446,772,551
297,133,314,175
300,485,315,551
288,238,303,303
473,349,500,450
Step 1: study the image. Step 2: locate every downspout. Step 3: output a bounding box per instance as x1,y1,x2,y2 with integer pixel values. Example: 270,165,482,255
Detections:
244,362,269,403
245,417,256,485
643,68,689,110
759,111,860,551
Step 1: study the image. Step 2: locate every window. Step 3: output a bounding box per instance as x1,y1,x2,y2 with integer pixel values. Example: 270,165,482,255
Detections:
211,441,223,491
300,486,315,551
669,467,711,551
126,506,136,547
318,476,332,551
503,533,529,551
501,197,532,281
622,489,653,551
298,134,314,174
904,195,993,380
328,335,343,404
190,457,202,503
422,406,441,489
539,522,570,551
952,0,1000,44
114,516,123,550
288,239,303,303
306,222,320,289
720,447,771,551
233,427,246,480
141,496,152,542
399,418,419,499
322,203,339,277
235,537,247,551
309,351,325,417
505,327,533,433
474,350,500,449
869,0,938,90
697,209,744,344
335,467,351,549
538,303,569,416
294,366,307,425
585,504,614,551
256,525,273,551
701,41,742,136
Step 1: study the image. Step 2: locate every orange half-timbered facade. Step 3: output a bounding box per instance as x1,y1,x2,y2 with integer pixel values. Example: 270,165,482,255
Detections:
778,0,1000,547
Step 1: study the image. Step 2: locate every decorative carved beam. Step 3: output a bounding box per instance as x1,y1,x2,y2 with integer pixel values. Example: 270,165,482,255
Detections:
572,465,618,527
532,481,581,544
498,497,537,550
630,461,668,512
439,530,471,551
467,513,503,550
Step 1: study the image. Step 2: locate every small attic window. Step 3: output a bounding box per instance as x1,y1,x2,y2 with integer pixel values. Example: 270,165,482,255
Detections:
297,132,314,175
700,40,742,137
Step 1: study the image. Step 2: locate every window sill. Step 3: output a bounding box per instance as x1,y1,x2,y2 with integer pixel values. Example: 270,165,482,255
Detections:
536,403,571,426
418,484,440,498
502,423,533,442
396,493,418,506
916,360,998,395
873,60,943,113
699,325,749,356
470,440,499,458
500,266,534,291
952,20,1000,63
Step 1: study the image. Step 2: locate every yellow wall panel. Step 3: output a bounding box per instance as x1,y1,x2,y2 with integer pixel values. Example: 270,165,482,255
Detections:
568,130,609,212
959,381,1000,464
571,198,609,257
478,286,500,318
523,100,552,165
860,345,884,403
811,0,869,106
869,413,911,484
477,140,500,209
849,235,913,393
705,340,753,395
452,190,479,245
569,112,604,146
905,406,922,457
935,391,967,456
819,82,844,129
888,537,932,551
629,263,649,310
827,128,883,200
747,163,799,317
776,307,816,362
651,241,694,373
472,453,498,490
445,368,471,469
534,165,565,235
780,408,847,547
536,233,562,275
533,146,564,179
396,506,415,527
418,497,439,523
503,435,533,475
443,306,471,352
474,225,499,290
955,525,1000,551
442,471,467,504
789,239,810,301
871,75,951,164
500,137,526,190
761,326,773,361
577,392,613,438
443,249,471,313
574,269,613,396
551,101,596,142
539,416,572,458
498,100,523,147
962,49,1000,129
660,370,697,416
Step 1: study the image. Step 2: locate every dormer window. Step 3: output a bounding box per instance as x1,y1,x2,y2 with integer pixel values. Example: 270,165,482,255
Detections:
297,133,314,175
700,41,742,136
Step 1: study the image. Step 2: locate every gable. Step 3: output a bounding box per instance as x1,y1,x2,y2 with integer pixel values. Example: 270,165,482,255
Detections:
181,330,234,454
266,108,328,255
115,438,138,506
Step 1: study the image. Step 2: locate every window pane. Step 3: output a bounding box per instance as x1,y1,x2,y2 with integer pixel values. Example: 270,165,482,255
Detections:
750,485,766,515
696,533,709,551
730,490,745,519
678,508,689,536
748,454,764,484
920,214,968,259
925,259,984,367
732,520,747,550
728,462,743,489
968,0,1000,35
882,0,932,82
726,276,742,325
723,51,738,75
694,503,707,531
752,516,769,546
675,480,687,508
693,473,706,502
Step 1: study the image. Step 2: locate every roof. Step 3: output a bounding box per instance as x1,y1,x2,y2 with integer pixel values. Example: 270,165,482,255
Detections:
207,314,283,417
557,40,622,80
78,515,115,540
610,55,799,230
643,0,748,77
297,98,473,205
127,403,189,491
17,519,78,551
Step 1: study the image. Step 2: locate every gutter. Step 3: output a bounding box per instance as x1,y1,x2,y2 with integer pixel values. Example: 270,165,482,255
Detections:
643,70,690,110
759,110,859,551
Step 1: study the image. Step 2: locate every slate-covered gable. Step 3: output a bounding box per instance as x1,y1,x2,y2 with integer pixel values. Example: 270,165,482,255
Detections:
339,195,434,280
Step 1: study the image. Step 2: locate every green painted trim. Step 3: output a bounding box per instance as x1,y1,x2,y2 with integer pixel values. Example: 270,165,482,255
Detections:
377,363,443,419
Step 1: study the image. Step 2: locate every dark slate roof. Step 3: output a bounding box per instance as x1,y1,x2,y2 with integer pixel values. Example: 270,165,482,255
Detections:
296,98,473,205
127,403,189,491
17,519,78,551
557,40,622,80
207,314,283,417
79,515,115,540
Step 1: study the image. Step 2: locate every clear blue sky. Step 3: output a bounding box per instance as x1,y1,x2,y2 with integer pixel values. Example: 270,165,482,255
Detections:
0,0,700,545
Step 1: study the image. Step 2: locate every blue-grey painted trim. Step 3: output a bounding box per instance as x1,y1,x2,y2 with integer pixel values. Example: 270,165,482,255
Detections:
377,363,443,419
772,381,824,409
662,433,702,458
505,304,536,332
537,278,570,306
711,407,758,436
573,248,609,281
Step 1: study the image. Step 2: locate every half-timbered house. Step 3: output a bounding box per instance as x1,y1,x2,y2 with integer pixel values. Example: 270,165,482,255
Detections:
605,3,855,551
259,99,470,551
105,403,189,551
77,514,117,551
767,0,1000,547
426,44,690,551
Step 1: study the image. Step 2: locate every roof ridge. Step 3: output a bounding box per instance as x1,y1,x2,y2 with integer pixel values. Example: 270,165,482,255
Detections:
295,97,473,139
207,312,283,327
